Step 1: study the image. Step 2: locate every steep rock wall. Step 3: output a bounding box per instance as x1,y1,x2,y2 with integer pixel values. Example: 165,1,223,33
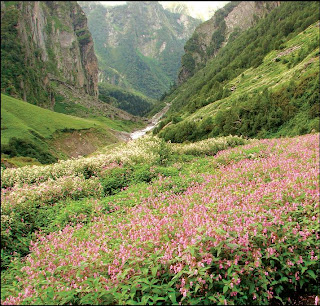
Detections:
1,1,98,108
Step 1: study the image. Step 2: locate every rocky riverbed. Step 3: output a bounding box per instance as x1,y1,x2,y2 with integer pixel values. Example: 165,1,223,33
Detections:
130,103,171,140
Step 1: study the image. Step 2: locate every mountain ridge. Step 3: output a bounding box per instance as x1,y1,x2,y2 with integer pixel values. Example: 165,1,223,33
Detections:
178,1,281,83
78,1,201,99
1,1,99,108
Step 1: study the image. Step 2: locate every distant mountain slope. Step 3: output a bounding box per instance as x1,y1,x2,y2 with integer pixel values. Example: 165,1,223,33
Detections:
154,1,319,142
178,1,280,83
78,1,201,99
1,1,99,109
98,83,157,117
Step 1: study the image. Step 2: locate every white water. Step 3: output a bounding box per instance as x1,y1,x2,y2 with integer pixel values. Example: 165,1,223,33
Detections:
130,103,170,140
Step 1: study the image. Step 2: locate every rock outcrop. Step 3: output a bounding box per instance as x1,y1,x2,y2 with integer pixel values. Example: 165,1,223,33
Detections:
1,1,98,108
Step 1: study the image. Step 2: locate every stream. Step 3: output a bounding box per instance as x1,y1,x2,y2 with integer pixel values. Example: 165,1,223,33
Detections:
130,103,171,140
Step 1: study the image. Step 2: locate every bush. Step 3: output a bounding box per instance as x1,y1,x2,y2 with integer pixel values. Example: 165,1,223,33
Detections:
1,138,57,164
100,167,130,196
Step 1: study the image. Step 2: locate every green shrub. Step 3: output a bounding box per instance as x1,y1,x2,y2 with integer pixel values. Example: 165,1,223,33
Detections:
100,167,131,195
1,138,57,164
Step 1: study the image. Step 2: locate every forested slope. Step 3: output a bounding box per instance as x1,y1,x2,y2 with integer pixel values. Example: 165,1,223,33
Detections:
155,1,319,142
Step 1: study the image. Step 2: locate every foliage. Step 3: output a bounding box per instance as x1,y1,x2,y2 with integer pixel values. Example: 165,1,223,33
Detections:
1,133,319,305
1,137,57,164
0,134,249,270
164,1,319,117
209,71,319,138
156,4,319,143
170,135,247,156
98,83,156,117
1,94,142,164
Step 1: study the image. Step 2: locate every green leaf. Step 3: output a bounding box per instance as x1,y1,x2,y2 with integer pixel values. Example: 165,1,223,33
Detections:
279,276,288,282
195,284,200,293
307,270,316,279
273,295,283,303
168,292,177,304
223,285,228,294
151,266,158,277
217,245,222,257
151,287,162,295
226,243,239,249
299,279,306,289
249,283,255,294
140,278,150,284
141,284,149,292
127,299,139,305
141,295,150,304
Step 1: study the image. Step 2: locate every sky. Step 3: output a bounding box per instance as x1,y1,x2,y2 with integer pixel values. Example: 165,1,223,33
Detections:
99,1,230,21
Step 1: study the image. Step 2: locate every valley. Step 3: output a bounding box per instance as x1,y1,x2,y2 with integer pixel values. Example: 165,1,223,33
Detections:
1,1,319,305
130,103,171,139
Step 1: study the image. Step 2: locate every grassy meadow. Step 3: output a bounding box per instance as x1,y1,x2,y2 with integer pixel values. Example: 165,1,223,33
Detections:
1,94,144,167
1,133,319,305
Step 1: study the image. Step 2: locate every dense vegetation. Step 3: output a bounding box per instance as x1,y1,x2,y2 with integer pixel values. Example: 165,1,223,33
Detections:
98,83,156,117
80,1,200,99
1,2,320,305
1,133,319,304
156,1,319,142
1,4,49,105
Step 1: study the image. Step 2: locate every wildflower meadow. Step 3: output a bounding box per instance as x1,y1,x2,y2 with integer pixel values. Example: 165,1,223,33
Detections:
1,133,319,305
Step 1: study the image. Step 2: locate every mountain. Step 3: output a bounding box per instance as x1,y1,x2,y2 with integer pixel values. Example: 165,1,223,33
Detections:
178,1,281,83
154,1,319,142
1,1,147,167
1,1,99,108
78,1,201,99
0,1,144,121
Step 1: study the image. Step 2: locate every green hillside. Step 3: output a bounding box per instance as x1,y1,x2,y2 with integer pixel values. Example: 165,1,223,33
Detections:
1,94,137,166
155,1,319,142
98,82,157,117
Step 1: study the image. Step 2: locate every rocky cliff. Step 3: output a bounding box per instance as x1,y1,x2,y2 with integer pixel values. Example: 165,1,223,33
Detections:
1,1,99,108
78,1,201,99
178,1,281,83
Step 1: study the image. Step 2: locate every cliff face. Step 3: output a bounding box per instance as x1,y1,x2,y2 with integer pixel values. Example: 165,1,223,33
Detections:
78,1,201,99
1,1,98,108
178,1,281,84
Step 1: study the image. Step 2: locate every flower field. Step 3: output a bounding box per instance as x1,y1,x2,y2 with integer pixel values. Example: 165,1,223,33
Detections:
1,133,319,305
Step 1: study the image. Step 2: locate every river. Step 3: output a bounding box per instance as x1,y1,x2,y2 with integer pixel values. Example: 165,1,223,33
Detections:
130,103,171,140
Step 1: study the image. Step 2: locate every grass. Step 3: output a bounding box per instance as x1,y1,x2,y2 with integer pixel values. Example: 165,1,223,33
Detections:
1,94,147,165
1,94,96,145
188,22,319,121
